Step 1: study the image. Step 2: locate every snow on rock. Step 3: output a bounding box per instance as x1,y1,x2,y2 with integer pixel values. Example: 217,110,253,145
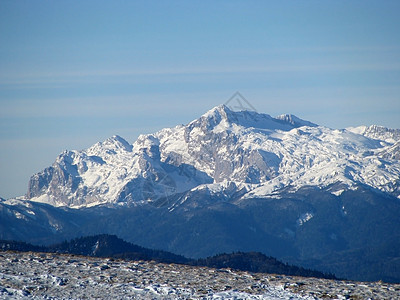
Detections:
26,105,400,208
1,251,399,299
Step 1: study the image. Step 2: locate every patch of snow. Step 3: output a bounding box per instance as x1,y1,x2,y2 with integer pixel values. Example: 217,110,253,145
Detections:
341,206,348,216
331,189,344,196
30,194,54,205
92,240,100,255
296,212,314,226
13,211,25,220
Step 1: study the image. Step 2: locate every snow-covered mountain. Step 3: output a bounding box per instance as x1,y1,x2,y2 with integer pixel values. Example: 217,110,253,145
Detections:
26,105,400,208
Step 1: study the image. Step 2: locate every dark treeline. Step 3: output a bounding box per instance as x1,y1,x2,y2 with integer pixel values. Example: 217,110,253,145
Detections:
192,252,336,279
0,234,336,280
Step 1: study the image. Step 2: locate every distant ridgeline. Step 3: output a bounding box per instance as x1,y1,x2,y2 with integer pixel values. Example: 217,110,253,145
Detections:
0,234,335,280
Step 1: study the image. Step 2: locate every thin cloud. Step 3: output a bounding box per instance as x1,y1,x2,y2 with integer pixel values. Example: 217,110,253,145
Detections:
1,62,400,87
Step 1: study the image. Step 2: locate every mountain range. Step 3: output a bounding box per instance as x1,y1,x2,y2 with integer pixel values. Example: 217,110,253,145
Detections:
1,105,400,282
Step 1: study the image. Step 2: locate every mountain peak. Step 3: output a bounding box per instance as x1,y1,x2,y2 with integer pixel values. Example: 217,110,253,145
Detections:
107,135,132,149
198,105,301,131
89,135,133,154
201,104,232,120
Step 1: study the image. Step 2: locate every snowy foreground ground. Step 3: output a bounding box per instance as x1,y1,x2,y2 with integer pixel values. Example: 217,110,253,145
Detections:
0,252,399,299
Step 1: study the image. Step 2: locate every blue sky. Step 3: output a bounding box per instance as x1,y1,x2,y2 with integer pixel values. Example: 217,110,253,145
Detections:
1,0,400,198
